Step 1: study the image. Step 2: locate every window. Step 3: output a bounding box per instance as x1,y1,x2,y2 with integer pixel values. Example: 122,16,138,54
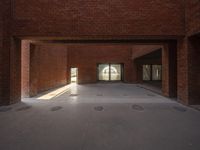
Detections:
152,65,162,80
98,64,123,81
98,64,110,81
143,65,162,81
143,65,151,81
110,64,122,81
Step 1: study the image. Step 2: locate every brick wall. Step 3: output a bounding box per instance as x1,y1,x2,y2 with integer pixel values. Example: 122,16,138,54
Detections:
12,0,185,37
68,44,167,84
188,36,200,104
29,44,68,96
68,44,133,84
0,0,199,105
186,0,200,36
177,36,200,105
184,0,200,104
177,38,189,104
164,43,177,97
0,0,16,105
21,40,30,97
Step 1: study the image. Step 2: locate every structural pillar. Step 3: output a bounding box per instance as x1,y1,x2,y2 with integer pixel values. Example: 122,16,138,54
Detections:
0,0,22,105
162,42,177,98
177,37,189,104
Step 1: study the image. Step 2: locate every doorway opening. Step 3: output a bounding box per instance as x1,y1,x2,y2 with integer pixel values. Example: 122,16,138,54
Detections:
71,68,78,83
135,49,163,94
98,64,123,81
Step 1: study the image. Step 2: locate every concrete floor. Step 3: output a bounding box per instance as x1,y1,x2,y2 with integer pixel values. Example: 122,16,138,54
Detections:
139,81,162,94
0,83,200,150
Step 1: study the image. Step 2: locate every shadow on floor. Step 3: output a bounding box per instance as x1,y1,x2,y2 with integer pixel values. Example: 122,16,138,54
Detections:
137,81,162,95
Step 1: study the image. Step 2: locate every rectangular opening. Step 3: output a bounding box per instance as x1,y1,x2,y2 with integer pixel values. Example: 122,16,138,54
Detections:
143,65,162,81
152,65,162,81
143,65,151,81
98,64,123,81
98,64,110,81
71,68,78,83
110,64,122,81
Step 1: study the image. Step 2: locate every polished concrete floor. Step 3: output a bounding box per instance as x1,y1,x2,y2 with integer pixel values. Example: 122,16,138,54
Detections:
0,83,200,150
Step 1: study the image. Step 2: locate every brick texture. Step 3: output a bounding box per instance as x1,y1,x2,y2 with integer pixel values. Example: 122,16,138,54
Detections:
12,0,185,37
0,0,200,105
21,40,30,98
0,0,15,105
186,0,200,36
29,44,68,96
180,0,200,104
177,36,200,105
68,44,168,85
68,44,133,83
162,43,177,97
177,38,189,104
188,36,200,104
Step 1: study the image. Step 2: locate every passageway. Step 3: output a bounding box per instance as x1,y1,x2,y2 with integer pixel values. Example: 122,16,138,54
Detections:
0,83,200,150
20,40,177,101
1,1,200,150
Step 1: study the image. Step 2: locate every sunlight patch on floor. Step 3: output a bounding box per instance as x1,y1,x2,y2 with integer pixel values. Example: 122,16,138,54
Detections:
37,84,74,100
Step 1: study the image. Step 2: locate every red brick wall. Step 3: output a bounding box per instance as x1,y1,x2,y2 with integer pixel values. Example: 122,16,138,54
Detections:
1,0,199,106
68,44,169,84
177,38,189,104
12,0,185,37
0,0,18,105
29,44,68,96
188,36,200,104
175,0,200,104
186,0,200,36
183,0,200,104
68,44,133,84
21,40,30,98
177,36,200,105
163,43,177,97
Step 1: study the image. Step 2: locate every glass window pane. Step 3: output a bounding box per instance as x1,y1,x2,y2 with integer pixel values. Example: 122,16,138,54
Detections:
110,64,121,81
152,65,162,80
98,64,110,81
143,65,151,81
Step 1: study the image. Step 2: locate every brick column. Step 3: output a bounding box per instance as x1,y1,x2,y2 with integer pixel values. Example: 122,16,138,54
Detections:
29,44,38,97
136,64,143,83
162,42,177,97
21,40,31,98
188,36,200,105
9,38,22,104
0,0,22,105
177,37,189,104
1,38,22,105
162,44,170,97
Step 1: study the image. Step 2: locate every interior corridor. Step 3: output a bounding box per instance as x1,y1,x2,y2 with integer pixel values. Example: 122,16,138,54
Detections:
0,83,200,150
